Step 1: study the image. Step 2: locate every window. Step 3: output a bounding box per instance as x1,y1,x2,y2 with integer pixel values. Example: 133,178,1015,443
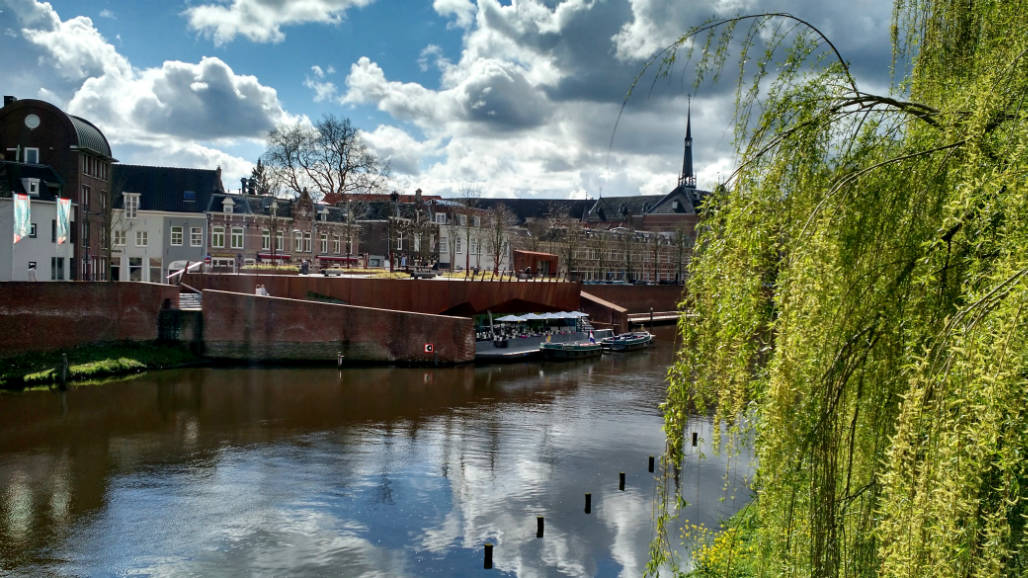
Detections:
396,233,403,250
135,230,148,247
100,228,107,249
435,213,446,224
124,193,139,218
212,226,225,248
22,178,39,196
29,223,36,238
129,257,143,281
262,229,271,250
170,226,183,246
456,237,463,254
473,216,481,227
293,230,302,252
24,148,38,164
113,230,126,246
223,198,234,214
51,257,64,280
333,236,340,254
440,236,449,254
303,232,312,253
81,220,89,247
183,190,196,203
51,220,56,243
414,234,421,252
459,214,467,226
230,226,244,249
275,231,284,251
470,239,478,254
320,233,328,254
82,185,91,210
149,258,161,283
190,227,202,247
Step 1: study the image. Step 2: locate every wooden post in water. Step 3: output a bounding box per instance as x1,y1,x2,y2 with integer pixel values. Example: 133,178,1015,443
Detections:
584,492,592,514
692,432,698,447
484,543,493,569
57,353,69,390
536,516,544,538
648,456,655,472
619,472,625,491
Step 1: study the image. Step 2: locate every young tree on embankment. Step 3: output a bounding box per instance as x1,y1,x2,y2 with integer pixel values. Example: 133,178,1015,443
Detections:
649,3,1026,576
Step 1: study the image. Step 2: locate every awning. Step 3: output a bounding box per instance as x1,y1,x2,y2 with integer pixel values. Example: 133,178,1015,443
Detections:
496,314,524,322
318,255,361,262
257,253,291,260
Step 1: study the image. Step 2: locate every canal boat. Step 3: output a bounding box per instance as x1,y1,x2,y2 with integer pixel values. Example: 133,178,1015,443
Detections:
600,331,655,351
539,341,603,360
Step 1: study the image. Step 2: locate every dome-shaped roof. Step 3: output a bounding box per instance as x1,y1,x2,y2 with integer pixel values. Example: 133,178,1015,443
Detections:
68,115,112,158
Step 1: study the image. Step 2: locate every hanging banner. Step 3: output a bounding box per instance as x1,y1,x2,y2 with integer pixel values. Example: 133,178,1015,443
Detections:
56,197,71,244
12,193,30,244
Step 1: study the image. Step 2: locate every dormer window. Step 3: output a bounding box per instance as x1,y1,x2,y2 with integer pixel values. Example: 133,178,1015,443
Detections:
672,200,680,211
183,190,196,203
223,197,235,215
435,213,446,224
124,192,140,218
319,208,329,222
21,178,40,196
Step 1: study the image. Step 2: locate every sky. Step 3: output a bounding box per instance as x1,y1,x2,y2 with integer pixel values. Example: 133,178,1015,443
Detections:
0,0,895,199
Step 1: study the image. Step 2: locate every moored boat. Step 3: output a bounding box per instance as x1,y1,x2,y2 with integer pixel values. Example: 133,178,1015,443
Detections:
540,341,603,360
601,331,655,351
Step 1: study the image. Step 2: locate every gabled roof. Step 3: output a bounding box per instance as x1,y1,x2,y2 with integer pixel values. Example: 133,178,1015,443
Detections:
475,198,593,224
113,164,224,212
583,195,663,223
646,184,710,215
0,161,64,200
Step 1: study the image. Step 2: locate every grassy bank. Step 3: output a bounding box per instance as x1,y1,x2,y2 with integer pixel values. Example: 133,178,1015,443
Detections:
685,501,759,577
0,342,205,390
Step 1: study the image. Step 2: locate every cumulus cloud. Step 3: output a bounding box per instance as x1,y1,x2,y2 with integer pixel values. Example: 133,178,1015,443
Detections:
183,0,375,45
304,65,339,102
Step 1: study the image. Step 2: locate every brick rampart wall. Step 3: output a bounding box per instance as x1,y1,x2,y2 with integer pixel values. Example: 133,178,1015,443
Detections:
582,285,684,314
0,282,180,356
201,290,474,364
183,274,581,315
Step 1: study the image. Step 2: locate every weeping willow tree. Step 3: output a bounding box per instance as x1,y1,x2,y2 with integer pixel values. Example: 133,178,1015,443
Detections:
649,1,1027,576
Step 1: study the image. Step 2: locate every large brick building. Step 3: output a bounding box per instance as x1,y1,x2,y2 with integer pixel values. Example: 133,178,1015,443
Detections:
0,96,115,280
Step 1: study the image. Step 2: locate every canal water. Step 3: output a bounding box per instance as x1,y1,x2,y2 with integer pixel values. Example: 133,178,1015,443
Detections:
0,326,750,577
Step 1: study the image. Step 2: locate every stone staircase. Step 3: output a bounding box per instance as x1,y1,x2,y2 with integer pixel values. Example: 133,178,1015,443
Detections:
179,291,202,311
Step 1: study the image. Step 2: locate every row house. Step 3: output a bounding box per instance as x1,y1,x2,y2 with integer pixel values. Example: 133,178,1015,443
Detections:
432,200,511,274
0,96,116,280
0,161,75,281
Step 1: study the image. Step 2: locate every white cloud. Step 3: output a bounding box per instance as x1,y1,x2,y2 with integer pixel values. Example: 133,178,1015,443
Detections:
98,9,116,20
183,0,375,45
433,0,475,29
305,65,339,102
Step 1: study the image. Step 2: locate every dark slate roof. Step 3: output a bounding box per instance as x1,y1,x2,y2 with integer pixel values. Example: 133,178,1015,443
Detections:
583,195,664,223
647,184,712,214
112,164,225,212
69,115,113,158
0,161,64,200
475,198,593,224
206,191,259,214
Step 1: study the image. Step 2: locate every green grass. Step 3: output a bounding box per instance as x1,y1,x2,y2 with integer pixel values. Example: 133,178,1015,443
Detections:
0,342,203,390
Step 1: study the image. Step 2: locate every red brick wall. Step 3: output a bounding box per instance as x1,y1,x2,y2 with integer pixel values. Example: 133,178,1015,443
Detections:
0,282,180,356
201,290,474,364
583,284,684,313
182,274,581,315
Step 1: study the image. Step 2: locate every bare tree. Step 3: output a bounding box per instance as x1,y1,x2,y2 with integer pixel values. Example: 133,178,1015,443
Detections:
457,185,480,275
548,206,584,280
486,203,515,275
263,115,386,201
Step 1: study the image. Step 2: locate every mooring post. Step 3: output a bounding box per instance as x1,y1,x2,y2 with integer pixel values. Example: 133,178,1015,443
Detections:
57,353,69,390
484,543,493,569
337,351,344,369
584,492,592,514
692,432,698,447
536,516,544,538
619,472,625,491
648,455,655,473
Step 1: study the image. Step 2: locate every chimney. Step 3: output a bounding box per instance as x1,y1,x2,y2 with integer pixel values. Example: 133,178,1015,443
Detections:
4,96,16,107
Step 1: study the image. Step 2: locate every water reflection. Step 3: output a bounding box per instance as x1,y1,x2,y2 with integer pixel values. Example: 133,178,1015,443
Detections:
0,326,750,576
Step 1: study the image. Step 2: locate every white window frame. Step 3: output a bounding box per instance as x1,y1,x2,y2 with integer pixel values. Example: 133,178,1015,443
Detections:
170,226,183,246
320,233,328,254
190,227,203,247
113,229,126,247
303,232,312,253
459,214,467,226
396,233,403,250
434,213,446,224
135,230,148,247
473,215,480,227
124,193,139,218
261,229,271,251
230,226,244,249
212,226,225,248
440,236,449,254
456,237,463,254
24,147,39,164
275,230,284,251
293,230,302,252
414,234,421,252
333,236,340,254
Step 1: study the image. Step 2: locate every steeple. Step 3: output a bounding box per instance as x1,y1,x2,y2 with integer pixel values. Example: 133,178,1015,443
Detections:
678,96,696,189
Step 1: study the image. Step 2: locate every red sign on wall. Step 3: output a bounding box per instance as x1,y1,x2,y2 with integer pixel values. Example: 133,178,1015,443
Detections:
424,343,434,353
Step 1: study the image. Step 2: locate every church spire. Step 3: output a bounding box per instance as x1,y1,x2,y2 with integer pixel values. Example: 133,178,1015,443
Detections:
679,96,696,188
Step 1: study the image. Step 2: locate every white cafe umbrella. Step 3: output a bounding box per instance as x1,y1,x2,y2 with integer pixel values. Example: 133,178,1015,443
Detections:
496,314,524,322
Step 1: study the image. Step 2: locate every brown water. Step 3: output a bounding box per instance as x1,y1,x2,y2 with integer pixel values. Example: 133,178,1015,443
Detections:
0,326,750,577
